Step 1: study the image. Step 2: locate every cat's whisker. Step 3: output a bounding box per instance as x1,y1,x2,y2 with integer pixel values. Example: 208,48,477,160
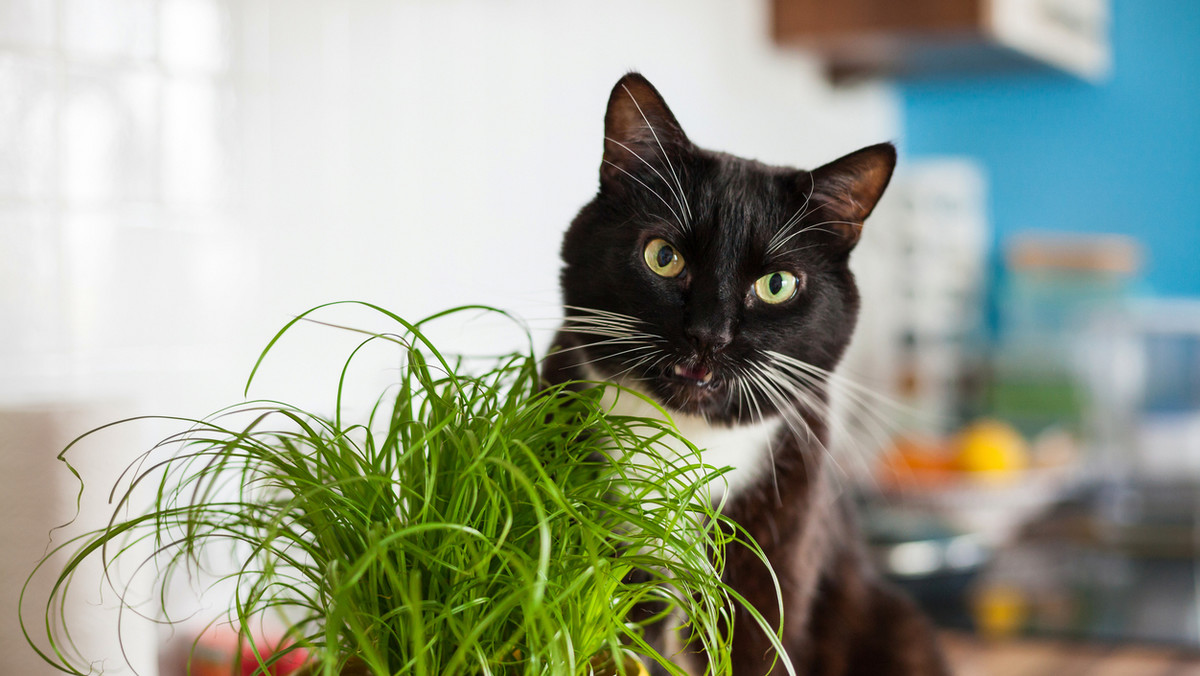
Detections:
803,380,903,452
545,337,652,360
766,196,848,255
558,317,650,331
623,374,661,384
750,362,861,488
562,305,647,323
601,160,687,236
645,352,674,374
575,345,660,372
773,243,824,257
768,177,820,251
600,346,673,382
609,352,672,384
743,365,816,448
559,317,648,331
793,371,897,458
604,135,691,226
766,218,859,255
772,204,810,252
730,372,751,421
561,314,648,326
558,314,658,337
767,362,896,446
561,310,640,323
742,383,766,428
768,359,876,423
552,305,673,380
730,370,783,506
765,353,918,490
767,351,928,420
600,360,657,386
612,357,668,383
766,192,829,253
764,244,822,261
743,363,830,486
557,327,660,342
764,433,782,507
728,366,763,426
751,362,856,484
758,363,882,485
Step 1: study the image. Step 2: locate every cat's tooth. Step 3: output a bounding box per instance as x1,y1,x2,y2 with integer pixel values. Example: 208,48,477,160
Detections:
673,364,714,384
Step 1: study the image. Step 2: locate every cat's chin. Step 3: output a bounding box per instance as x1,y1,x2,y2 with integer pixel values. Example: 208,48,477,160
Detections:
583,359,744,422
650,375,740,422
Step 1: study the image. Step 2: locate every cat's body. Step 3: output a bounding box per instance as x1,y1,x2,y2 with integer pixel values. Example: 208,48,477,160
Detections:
542,73,948,675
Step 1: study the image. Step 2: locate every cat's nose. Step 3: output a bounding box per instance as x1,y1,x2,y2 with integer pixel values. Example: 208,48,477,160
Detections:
685,323,734,355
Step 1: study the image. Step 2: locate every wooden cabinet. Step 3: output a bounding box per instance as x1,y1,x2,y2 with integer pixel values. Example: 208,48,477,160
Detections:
772,0,1110,81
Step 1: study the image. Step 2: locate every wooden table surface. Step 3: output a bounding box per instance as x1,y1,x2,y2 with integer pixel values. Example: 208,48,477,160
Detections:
943,633,1200,675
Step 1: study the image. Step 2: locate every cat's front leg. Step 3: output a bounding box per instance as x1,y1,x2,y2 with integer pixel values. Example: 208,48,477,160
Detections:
716,465,835,676
723,536,812,675
668,538,807,675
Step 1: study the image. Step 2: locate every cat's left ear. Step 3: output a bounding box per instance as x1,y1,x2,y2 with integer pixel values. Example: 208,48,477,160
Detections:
807,142,897,248
601,73,691,187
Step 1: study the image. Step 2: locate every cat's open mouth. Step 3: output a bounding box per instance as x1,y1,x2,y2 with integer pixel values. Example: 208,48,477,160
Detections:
672,364,714,385
663,363,727,415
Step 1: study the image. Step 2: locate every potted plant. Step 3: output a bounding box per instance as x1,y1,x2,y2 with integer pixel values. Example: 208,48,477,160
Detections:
22,303,785,675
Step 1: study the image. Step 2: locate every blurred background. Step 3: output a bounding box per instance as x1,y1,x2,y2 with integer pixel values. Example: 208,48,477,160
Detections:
2,0,1198,674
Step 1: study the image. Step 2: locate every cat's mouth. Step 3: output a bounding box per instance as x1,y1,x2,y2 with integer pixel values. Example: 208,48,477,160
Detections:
672,364,714,385
660,362,731,416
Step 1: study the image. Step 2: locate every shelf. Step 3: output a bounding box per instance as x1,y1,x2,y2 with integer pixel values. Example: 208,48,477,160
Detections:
772,0,1110,82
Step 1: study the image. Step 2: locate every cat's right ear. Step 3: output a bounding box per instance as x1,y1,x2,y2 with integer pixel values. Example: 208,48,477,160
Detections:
601,73,690,187
807,142,897,249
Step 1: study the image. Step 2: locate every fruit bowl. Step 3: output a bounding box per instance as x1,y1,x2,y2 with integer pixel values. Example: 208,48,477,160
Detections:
873,421,1079,545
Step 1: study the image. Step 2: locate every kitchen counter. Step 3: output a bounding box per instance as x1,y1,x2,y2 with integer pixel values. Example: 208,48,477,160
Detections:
943,632,1200,675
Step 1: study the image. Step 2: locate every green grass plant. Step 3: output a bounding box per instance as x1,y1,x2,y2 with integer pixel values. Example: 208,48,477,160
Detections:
21,303,788,675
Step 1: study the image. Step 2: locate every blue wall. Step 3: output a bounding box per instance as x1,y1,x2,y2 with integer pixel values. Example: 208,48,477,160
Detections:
901,1,1200,297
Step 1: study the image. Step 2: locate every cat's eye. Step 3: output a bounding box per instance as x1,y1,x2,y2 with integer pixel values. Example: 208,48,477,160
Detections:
754,271,800,304
643,238,685,278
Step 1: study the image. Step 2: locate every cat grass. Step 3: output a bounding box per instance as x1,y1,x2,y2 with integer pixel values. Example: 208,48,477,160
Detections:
21,303,788,676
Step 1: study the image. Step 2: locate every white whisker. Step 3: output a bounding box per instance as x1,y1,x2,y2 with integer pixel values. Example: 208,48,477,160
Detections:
767,218,860,255
766,351,927,419
729,369,783,506
758,361,879,484
570,344,659,370
602,159,687,235
549,305,671,382
563,305,646,322
766,189,852,255
605,135,690,225
768,173,818,252
547,336,652,358
742,363,826,485
609,351,665,381
621,83,693,228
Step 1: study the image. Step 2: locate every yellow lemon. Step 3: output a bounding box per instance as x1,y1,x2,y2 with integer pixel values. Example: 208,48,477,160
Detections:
955,419,1029,474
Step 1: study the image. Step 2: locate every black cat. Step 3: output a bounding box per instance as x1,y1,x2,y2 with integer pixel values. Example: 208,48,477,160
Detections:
542,74,950,676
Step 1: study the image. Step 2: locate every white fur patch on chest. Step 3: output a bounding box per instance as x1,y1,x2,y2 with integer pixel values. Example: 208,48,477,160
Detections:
585,368,781,504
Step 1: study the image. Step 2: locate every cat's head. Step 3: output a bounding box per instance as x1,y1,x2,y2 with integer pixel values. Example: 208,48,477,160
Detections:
558,73,894,424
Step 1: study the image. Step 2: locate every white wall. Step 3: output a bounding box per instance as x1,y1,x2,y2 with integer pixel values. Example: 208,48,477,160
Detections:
0,0,899,410
253,0,899,403
0,1,898,672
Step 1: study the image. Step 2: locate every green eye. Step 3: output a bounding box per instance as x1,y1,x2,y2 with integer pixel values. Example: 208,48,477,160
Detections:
644,238,685,278
754,271,800,304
